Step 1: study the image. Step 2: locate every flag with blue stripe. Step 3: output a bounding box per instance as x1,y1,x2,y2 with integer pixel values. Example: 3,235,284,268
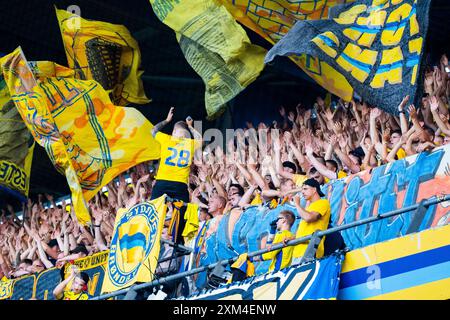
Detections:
265,0,431,115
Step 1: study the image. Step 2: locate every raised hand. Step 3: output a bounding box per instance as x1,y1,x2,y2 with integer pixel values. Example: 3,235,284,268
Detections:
333,121,343,133
429,96,439,112
329,134,339,147
407,104,417,119
288,112,295,123
382,128,391,142
324,108,334,122
279,106,286,118
370,107,382,119
166,107,174,122
398,95,409,111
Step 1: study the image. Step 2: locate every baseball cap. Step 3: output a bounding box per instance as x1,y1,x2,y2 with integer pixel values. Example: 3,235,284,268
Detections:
303,178,325,197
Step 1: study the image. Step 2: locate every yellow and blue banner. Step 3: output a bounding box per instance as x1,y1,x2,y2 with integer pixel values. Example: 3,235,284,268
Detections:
187,253,344,300
0,277,14,300
149,0,267,119
219,0,353,44
56,8,150,106
0,47,161,225
265,0,431,114
102,196,167,293
338,223,450,299
0,73,34,198
3,251,109,300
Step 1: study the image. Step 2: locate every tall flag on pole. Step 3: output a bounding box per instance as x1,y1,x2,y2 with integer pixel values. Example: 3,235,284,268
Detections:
0,73,34,199
265,0,431,114
56,8,150,106
149,0,267,119
0,47,161,225
102,196,167,293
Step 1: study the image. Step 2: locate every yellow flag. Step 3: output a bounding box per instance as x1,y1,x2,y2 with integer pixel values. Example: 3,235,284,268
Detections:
56,8,150,106
219,0,355,100
218,0,352,44
102,195,167,293
0,73,34,197
0,47,161,225
149,0,267,119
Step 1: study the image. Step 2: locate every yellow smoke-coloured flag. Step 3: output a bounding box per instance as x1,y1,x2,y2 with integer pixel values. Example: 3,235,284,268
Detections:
0,47,161,225
56,7,150,106
0,72,34,198
219,0,355,101
149,0,267,119
102,196,167,293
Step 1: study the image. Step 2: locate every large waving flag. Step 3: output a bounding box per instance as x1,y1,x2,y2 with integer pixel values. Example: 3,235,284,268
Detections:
149,0,267,119
265,0,431,114
102,196,167,293
0,47,161,225
219,0,353,44
56,8,150,106
0,74,34,199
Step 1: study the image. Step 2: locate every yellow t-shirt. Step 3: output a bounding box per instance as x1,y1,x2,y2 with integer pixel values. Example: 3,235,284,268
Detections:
250,192,262,206
324,170,347,184
262,230,294,272
155,132,200,184
396,147,406,160
61,291,89,300
293,199,331,259
387,147,406,160
293,174,307,187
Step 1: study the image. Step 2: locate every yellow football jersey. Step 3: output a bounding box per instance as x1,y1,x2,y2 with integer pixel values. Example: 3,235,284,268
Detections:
262,230,295,272
155,132,200,184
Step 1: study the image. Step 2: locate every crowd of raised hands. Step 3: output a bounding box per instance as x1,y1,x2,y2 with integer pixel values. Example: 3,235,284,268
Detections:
189,54,450,209
1,54,449,280
0,163,154,280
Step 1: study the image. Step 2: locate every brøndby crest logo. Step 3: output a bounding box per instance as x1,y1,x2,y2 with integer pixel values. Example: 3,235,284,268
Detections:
108,202,158,287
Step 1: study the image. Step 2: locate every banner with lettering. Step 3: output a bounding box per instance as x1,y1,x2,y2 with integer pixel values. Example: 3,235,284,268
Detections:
102,196,167,293
149,0,267,119
4,251,109,300
185,253,344,300
265,0,431,114
56,8,150,106
195,144,450,289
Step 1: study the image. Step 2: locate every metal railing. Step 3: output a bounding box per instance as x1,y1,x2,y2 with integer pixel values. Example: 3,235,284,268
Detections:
91,194,450,300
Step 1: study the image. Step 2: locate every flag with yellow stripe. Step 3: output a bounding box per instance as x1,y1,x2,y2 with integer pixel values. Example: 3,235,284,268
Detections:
102,196,167,293
265,0,431,114
0,47,161,225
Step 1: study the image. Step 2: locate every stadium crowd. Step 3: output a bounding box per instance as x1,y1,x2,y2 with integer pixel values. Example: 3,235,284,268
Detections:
0,54,449,296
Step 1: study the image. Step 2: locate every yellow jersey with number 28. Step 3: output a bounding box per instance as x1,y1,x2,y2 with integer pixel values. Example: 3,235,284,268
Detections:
155,132,200,184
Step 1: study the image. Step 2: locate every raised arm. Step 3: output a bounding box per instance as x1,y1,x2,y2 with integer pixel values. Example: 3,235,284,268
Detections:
238,184,259,207
430,96,450,136
398,95,410,135
151,107,174,137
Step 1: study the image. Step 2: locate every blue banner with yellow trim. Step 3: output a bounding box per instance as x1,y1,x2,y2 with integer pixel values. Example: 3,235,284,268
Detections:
185,253,344,300
265,0,431,114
